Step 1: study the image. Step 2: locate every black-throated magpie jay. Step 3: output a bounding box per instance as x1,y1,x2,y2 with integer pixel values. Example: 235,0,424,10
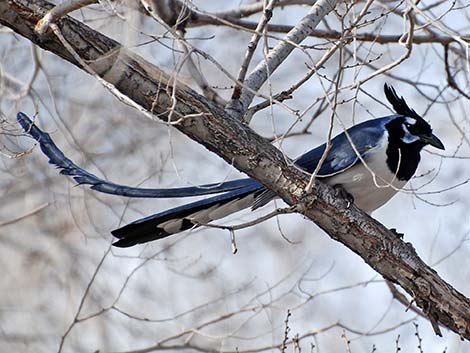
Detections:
17,84,444,247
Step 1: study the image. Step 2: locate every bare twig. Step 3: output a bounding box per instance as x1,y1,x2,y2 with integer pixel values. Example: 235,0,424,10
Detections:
35,0,96,34
142,0,227,106
281,310,292,353
0,202,49,227
212,0,317,20
444,44,470,100
58,248,111,353
229,0,277,104
186,10,470,45
196,206,297,232
227,0,339,119
353,2,415,87
414,322,424,353
385,280,427,319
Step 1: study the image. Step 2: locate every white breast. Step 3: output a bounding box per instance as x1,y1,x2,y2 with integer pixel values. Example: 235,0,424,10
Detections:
324,133,407,214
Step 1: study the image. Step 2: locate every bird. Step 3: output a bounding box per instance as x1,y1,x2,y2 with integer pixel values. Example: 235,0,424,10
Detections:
110,84,444,247
17,84,445,248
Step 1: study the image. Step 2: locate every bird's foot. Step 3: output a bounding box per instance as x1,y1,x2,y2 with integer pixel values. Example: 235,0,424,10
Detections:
333,184,354,208
389,228,404,239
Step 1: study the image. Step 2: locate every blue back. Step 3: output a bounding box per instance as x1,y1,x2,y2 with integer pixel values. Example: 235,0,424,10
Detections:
295,115,397,175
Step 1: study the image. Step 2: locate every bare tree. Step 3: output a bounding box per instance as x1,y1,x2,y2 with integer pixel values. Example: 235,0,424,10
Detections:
0,0,470,352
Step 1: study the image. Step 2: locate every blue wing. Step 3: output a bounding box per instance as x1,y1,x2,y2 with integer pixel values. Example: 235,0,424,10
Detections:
112,183,262,247
295,116,397,175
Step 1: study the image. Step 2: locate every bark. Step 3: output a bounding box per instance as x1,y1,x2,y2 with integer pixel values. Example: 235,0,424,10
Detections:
1,0,469,340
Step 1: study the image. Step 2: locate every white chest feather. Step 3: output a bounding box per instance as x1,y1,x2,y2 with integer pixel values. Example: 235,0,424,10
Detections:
324,134,407,213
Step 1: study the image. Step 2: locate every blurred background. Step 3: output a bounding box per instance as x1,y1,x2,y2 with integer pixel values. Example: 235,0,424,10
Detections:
1,0,469,352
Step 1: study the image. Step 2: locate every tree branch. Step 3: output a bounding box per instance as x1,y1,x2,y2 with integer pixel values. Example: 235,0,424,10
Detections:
225,0,339,119
1,0,469,340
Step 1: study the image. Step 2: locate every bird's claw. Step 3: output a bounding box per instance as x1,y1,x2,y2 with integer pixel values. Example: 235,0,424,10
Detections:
333,184,354,208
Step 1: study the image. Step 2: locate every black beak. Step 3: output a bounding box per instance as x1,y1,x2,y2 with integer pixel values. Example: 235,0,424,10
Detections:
420,133,445,150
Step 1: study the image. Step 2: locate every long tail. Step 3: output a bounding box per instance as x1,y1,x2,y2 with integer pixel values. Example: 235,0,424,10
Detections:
16,112,276,247
112,184,265,247
16,112,253,198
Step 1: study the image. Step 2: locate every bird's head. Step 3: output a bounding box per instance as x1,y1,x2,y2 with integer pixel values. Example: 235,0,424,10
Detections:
384,83,445,150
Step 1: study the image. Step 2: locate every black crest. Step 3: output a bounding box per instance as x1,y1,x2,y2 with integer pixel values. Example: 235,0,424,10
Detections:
384,83,421,121
383,84,435,180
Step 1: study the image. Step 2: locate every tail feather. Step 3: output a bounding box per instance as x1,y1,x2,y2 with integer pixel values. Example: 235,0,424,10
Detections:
17,112,256,199
112,185,264,247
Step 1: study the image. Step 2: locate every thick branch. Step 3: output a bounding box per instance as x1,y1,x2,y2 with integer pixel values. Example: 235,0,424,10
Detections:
1,0,469,339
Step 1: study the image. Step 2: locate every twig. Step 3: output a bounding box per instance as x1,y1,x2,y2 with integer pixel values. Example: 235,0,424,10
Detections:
444,44,470,100
413,322,424,353
281,310,292,353
197,206,296,232
305,47,343,192
35,0,96,35
229,0,339,119
228,0,277,108
212,0,317,20
142,0,227,106
179,44,227,106
229,229,237,254
395,334,401,353
385,280,427,319
246,0,375,119
353,1,415,87
341,330,352,353
57,248,111,353
0,202,49,227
